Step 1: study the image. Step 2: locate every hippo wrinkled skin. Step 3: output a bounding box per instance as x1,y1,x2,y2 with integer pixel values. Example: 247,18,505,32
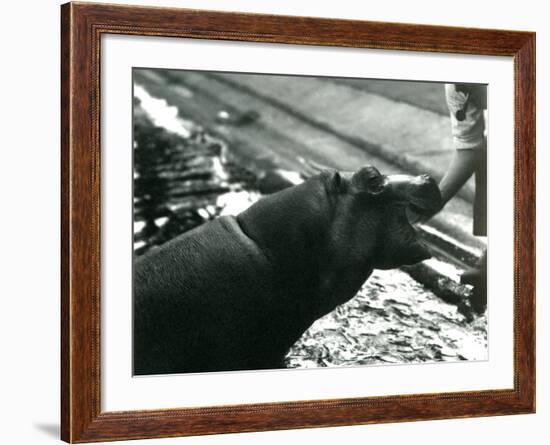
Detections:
133,166,442,375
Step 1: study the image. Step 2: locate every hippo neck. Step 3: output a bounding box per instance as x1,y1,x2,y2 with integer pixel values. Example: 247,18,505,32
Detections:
236,186,325,290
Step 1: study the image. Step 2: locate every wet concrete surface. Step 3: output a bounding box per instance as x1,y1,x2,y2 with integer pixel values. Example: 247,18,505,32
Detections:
286,268,487,368
133,81,488,369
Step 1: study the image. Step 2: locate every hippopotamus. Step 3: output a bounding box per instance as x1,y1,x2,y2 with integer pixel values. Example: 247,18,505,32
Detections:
133,166,442,375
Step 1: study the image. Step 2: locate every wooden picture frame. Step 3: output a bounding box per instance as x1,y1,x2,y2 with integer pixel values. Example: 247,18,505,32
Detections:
61,2,535,442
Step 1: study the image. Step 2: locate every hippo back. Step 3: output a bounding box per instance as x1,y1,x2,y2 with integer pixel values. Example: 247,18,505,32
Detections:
134,216,306,375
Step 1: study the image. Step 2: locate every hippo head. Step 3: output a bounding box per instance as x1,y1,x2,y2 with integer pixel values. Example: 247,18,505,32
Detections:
334,166,442,269
237,165,442,317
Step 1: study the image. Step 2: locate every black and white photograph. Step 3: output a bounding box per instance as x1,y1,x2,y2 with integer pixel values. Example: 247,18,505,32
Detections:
132,68,488,376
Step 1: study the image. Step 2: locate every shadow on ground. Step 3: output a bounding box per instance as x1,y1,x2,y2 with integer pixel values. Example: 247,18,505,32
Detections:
33,422,59,439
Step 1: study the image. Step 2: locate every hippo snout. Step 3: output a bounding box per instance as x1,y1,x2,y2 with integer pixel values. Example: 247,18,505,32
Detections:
384,173,442,216
408,174,443,215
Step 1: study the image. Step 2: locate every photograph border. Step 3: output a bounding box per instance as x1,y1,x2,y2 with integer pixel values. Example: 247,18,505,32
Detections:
61,2,535,442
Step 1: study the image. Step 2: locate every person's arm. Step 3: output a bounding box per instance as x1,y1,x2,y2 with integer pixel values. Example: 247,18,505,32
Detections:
438,148,479,205
439,84,486,207
407,85,486,224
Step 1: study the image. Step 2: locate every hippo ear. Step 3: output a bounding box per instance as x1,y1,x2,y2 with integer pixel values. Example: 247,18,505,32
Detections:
352,166,387,195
